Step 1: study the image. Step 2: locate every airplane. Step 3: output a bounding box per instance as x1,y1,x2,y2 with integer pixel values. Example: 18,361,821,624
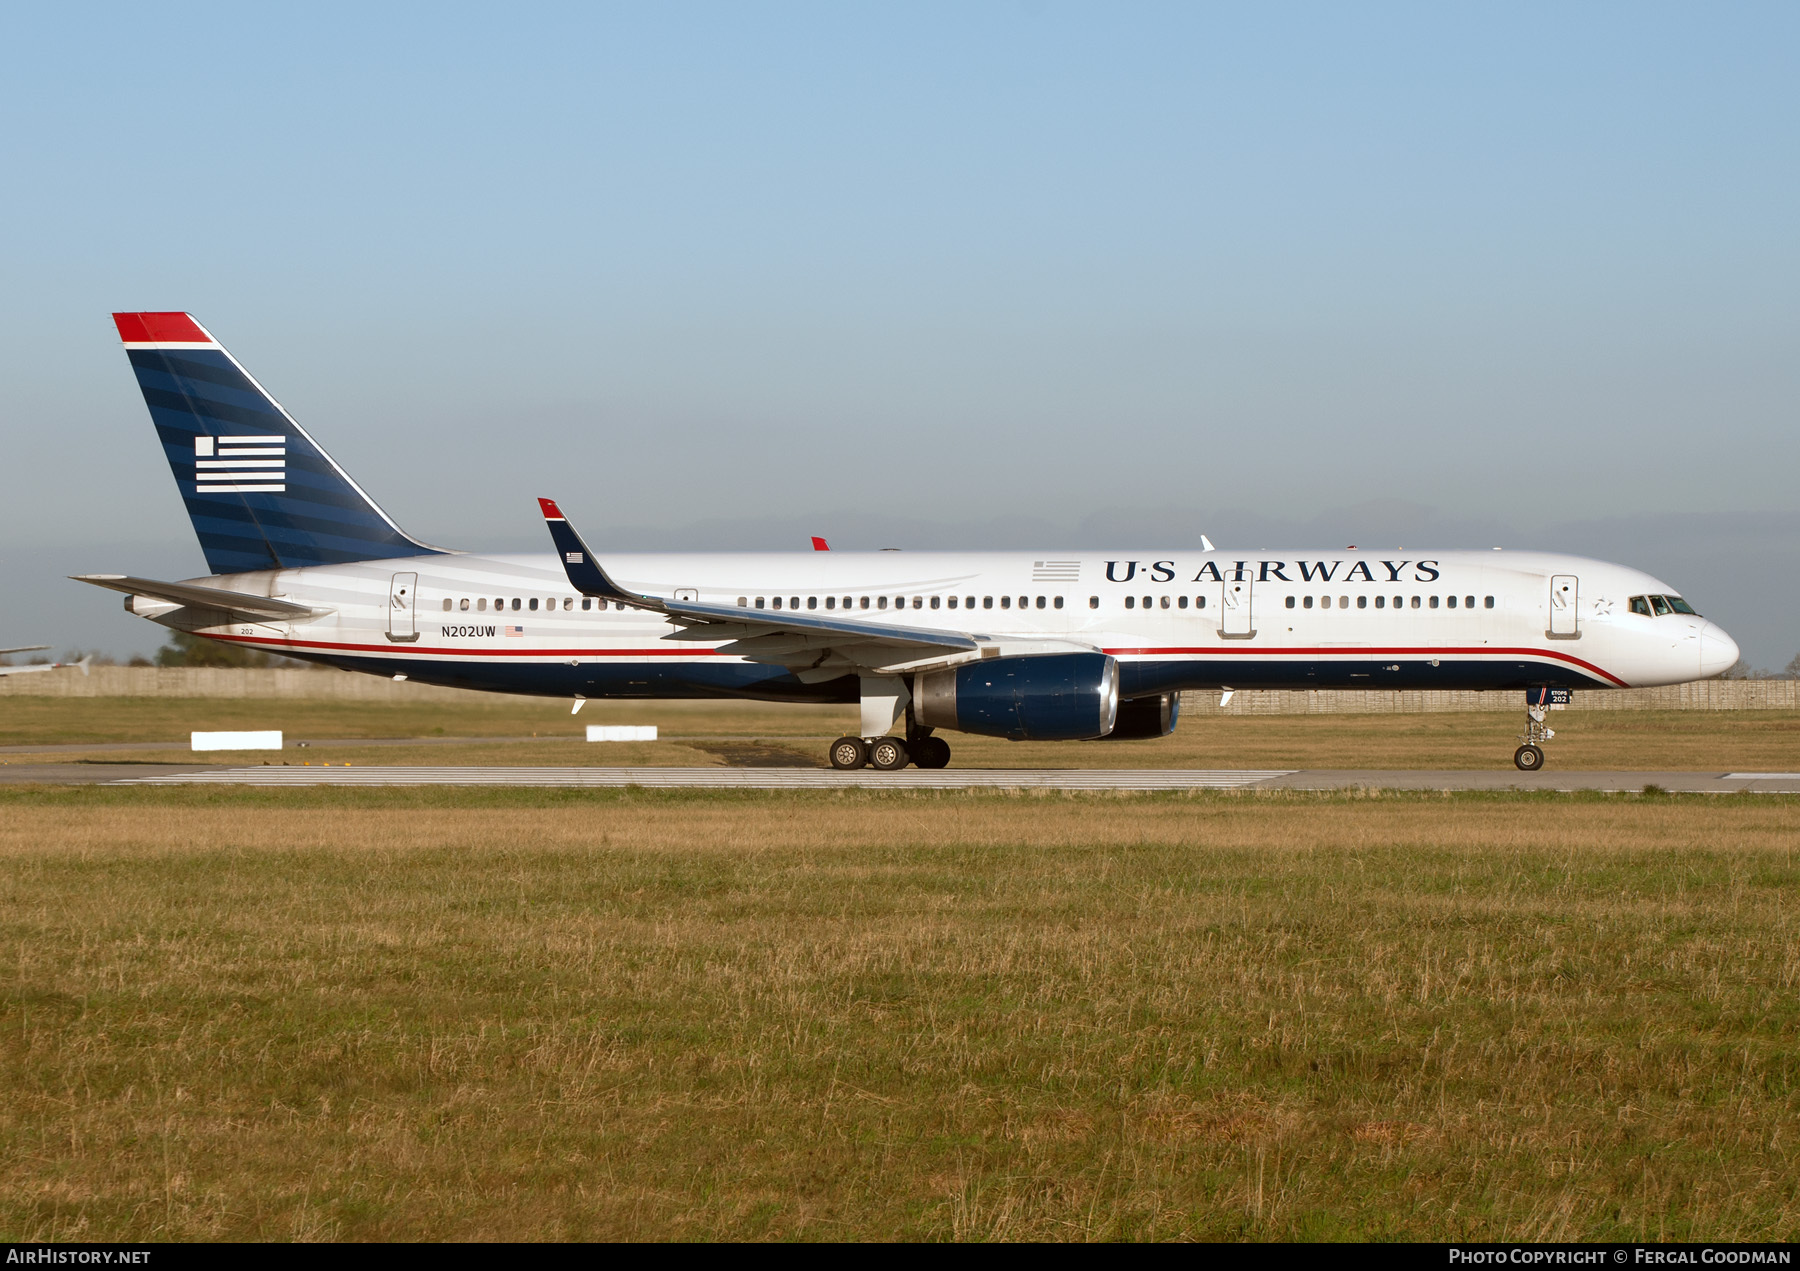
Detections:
75,312,1740,772
0,647,91,678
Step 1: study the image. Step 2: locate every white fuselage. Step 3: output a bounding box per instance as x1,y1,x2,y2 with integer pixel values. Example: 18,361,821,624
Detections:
145,547,1739,701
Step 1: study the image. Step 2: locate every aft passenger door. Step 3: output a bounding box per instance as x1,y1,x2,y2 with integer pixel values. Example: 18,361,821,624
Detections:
1220,576,1254,638
387,571,419,642
1548,574,1578,638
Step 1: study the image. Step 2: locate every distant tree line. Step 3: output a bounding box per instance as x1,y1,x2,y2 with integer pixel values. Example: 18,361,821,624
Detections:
1721,653,1800,680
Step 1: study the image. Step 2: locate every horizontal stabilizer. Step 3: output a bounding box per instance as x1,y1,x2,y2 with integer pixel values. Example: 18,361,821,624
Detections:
71,574,328,622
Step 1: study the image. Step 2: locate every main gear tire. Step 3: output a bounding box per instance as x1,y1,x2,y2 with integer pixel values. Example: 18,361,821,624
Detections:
869,737,910,771
911,736,951,769
829,736,869,770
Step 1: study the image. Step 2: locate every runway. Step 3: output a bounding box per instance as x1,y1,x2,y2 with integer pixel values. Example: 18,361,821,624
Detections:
40,765,1800,792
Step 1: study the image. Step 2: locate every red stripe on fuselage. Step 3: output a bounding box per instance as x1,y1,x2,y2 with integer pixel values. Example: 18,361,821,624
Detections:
1103,644,1628,686
205,633,1628,684
209,634,722,657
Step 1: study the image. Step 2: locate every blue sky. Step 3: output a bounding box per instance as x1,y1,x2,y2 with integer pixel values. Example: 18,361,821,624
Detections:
2,3,1796,666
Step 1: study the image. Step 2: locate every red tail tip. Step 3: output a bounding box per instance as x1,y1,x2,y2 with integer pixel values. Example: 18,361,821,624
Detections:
538,498,564,519
811,536,830,551
112,312,210,344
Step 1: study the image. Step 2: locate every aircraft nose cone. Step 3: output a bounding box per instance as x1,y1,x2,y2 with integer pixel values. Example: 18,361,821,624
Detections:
1699,623,1740,679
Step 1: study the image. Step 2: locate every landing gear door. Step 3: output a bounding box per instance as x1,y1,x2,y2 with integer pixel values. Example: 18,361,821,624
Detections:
387,571,420,642
1548,574,1578,638
1220,576,1254,639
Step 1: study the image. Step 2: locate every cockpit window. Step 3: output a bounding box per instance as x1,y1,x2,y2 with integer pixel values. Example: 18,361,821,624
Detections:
1649,595,1672,617
1629,596,1651,617
1665,596,1698,615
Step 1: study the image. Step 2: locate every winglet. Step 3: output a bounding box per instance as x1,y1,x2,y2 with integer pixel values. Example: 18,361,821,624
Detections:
538,499,664,610
1200,535,1216,552
811,536,829,551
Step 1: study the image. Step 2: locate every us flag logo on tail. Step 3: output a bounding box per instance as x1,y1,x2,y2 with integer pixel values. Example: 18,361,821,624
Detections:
195,435,286,494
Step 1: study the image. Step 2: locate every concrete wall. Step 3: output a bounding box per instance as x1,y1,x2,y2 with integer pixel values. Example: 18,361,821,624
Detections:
0,666,490,702
0,665,1794,712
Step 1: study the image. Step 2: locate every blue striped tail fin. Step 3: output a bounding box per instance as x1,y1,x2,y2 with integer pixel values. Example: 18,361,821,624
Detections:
113,312,444,574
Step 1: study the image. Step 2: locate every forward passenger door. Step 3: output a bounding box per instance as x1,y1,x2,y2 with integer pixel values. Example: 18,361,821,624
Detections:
1220,577,1254,638
1548,575,1579,638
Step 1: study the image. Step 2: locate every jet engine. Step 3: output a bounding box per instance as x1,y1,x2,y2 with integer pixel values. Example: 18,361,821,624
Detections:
914,653,1119,741
1098,691,1181,740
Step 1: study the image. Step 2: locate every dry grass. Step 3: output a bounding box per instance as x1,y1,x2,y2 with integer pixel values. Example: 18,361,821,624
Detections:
2,698,1796,770
1,786,1797,1240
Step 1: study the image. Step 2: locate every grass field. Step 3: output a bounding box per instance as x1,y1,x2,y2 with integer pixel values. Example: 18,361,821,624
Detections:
1,697,1797,770
2,785,1798,1240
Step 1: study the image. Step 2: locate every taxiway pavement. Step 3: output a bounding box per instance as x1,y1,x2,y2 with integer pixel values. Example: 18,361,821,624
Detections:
0,765,1790,792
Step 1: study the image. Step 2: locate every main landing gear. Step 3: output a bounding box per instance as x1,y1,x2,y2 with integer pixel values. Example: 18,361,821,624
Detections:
828,731,951,771
1514,706,1555,771
837,674,951,771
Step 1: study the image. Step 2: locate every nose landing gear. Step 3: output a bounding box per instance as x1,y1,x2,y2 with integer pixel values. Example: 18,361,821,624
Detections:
1514,706,1555,771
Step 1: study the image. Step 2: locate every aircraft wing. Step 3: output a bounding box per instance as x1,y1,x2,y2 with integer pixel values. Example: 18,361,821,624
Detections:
538,498,1090,678
0,647,90,678
0,645,54,677
70,575,328,622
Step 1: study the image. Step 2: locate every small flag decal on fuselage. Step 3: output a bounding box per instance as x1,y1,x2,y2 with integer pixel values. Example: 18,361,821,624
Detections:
195,435,285,494
504,625,524,637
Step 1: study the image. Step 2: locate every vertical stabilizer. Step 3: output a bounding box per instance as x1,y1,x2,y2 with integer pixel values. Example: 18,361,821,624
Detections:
113,312,443,574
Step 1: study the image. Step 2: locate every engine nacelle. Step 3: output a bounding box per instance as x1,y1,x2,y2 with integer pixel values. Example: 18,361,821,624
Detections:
1098,691,1181,740
914,653,1119,741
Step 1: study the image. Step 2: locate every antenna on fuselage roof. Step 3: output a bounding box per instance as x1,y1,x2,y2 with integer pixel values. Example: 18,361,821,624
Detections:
1201,535,1215,552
